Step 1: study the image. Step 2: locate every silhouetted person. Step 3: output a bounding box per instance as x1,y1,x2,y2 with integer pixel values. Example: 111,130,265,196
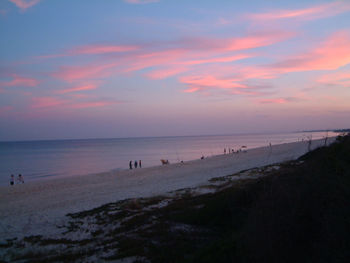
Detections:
10,174,14,186
139,160,142,168
134,160,138,168
129,161,133,169
224,148,226,154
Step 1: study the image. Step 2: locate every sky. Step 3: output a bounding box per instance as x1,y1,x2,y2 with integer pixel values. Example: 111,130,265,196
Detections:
0,0,350,141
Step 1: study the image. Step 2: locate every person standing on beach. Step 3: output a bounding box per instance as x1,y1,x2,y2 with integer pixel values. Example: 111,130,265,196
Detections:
10,174,14,185
18,174,24,184
134,160,138,168
224,148,226,154
139,160,142,168
129,161,133,169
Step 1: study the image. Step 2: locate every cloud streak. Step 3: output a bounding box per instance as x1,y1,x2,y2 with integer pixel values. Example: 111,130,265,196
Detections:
0,74,39,88
9,0,40,10
246,1,350,21
57,84,98,94
270,30,350,73
50,31,289,84
318,70,350,87
31,96,118,109
52,63,118,82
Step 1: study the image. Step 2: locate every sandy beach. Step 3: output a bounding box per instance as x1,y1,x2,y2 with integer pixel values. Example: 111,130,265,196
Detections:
0,137,334,241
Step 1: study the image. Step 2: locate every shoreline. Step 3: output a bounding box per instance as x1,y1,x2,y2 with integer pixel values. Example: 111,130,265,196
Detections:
0,131,337,186
0,137,335,241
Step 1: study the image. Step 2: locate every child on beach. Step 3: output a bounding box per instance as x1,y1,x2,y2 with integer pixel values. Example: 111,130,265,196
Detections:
17,174,24,184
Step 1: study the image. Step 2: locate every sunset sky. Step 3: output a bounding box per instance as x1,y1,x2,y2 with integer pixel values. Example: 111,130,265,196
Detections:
1,0,350,141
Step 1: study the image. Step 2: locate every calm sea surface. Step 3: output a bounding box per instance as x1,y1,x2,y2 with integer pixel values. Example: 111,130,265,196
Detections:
0,131,337,186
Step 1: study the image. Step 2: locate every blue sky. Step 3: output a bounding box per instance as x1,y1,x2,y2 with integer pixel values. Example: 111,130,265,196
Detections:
1,0,350,141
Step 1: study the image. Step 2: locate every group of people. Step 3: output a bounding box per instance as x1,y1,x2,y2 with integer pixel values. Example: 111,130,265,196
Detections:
129,160,142,169
10,174,24,185
224,146,249,154
224,148,236,154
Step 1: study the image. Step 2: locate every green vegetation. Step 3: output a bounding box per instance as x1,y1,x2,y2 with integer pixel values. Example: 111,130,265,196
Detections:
2,134,350,262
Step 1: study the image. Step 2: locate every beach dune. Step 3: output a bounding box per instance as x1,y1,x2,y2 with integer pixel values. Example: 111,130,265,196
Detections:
0,137,334,241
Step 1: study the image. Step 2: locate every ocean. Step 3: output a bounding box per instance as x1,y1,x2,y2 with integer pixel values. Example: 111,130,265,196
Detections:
0,131,337,186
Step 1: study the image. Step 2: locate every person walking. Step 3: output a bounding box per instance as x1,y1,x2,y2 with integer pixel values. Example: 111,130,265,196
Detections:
10,174,14,186
129,160,133,169
134,160,138,168
139,160,142,168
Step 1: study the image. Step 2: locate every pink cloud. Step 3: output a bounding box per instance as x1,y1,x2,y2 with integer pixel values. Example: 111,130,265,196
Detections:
259,98,288,104
145,66,188,79
145,54,255,79
223,32,293,52
184,54,254,66
178,31,293,53
246,1,350,21
0,105,13,115
271,30,350,73
53,62,118,82
237,66,278,80
70,45,139,55
178,67,277,96
42,30,291,87
0,74,39,87
129,32,284,78
57,84,98,94
318,70,350,87
137,32,290,78
9,0,40,10
231,66,278,80
258,96,304,104
31,97,66,108
42,30,293,95
69,94,93,99
123,49,188,73
183,87,201,93
178,64,277,84
69,101,116,109
31,96,117,109
127,51,253,76
180,75,247,90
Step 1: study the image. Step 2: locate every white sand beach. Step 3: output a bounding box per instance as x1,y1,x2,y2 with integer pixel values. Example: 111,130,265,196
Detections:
0,137,334,241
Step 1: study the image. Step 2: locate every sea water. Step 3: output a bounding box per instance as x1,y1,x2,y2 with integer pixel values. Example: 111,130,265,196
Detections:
0,131,337,185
